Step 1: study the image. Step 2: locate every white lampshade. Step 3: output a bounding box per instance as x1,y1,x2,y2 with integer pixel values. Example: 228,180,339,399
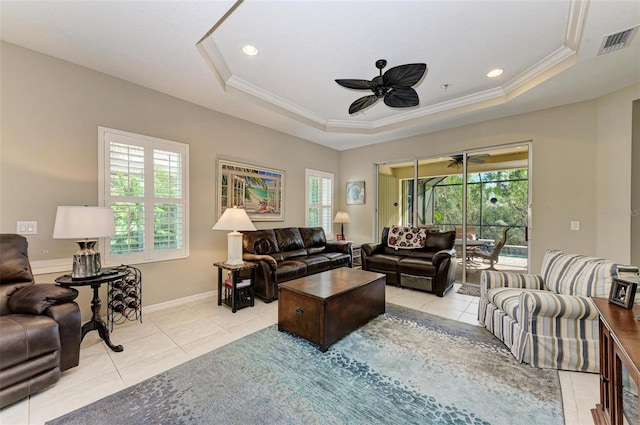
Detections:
333,211,351,223
212,207,257,232
53,206,115,279
53,206,115,239
212,207,256,266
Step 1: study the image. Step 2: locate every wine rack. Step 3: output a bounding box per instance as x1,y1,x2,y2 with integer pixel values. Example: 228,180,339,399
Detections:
106,265,142,331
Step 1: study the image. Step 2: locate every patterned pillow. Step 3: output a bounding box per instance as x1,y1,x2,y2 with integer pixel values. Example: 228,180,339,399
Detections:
387,226,426,249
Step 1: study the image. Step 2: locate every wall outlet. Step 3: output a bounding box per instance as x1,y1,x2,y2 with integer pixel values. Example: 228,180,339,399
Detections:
570,221,580,231
16,221,38,234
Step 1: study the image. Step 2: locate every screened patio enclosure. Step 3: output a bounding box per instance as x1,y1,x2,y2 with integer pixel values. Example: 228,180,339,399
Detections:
376,143,531,285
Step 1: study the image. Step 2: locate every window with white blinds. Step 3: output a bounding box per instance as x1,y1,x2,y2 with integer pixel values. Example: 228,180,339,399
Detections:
305,169,333,239
98,127,189,265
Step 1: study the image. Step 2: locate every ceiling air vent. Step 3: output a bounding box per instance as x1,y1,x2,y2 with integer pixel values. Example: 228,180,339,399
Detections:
598,26,638,55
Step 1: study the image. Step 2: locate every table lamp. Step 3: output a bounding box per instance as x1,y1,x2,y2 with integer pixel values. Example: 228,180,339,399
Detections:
53,206,115,279
334,211,351,241
212,207,256,265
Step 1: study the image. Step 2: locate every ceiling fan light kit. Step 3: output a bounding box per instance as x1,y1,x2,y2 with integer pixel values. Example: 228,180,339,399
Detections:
336,59,427,114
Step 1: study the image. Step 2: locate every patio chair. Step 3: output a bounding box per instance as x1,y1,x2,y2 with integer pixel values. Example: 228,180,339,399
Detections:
468,227,510,270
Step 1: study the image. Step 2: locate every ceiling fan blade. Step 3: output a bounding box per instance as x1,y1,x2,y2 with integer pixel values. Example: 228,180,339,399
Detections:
447,161,457,168
384,88,419,108
383,63,427,87
335,79,374,90
349,95,379,114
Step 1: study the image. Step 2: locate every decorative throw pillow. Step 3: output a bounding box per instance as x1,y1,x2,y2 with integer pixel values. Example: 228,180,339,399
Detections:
387,226,426,249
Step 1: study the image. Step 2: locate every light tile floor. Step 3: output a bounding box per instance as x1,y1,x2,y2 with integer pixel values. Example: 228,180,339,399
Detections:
0,283,598,425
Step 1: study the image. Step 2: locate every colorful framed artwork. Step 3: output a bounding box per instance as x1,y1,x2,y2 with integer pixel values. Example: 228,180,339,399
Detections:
217,159,285,221
346,181,365,205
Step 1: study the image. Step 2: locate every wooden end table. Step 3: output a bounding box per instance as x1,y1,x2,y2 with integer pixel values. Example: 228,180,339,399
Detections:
214,261,257,313
56,270,128,352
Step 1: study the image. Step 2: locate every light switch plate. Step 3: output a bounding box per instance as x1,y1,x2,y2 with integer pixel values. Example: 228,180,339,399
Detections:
16,221,37,234
570,221,580,231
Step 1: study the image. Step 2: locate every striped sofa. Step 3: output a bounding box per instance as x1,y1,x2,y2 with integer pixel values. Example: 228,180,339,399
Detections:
478,250,616,372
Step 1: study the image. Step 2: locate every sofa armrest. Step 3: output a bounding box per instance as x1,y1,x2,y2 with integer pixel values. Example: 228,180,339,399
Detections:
361,243,382,257
8,284,79,315
431,248,456,268
480,270,543,299
45,302,81,371
325,240,352,255
516,291,600,371
242,253,277,270
520,292,598,321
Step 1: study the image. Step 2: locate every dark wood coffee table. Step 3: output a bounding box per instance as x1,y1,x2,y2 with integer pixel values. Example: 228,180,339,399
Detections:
278,268,386,351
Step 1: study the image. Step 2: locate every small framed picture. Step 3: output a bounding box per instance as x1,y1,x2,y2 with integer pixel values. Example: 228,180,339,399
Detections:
346,181,365,205
608,278,637,309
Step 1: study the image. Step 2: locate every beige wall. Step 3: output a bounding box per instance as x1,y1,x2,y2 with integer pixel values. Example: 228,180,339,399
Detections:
340,84,640,272
2,42,638,319
1,42,340,314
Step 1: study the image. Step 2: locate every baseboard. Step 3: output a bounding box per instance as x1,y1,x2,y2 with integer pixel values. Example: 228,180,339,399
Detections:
143,290,217,314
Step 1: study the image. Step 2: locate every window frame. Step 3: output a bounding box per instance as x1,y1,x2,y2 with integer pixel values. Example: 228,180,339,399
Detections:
98,126,189,266
305,168,334,239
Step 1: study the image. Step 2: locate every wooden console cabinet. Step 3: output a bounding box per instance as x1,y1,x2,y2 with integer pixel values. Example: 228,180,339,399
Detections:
592,297,640,425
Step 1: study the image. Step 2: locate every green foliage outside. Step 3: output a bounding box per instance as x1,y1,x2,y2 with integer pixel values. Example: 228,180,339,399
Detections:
431,169,528,247
407,169,528,252
110,165,182,255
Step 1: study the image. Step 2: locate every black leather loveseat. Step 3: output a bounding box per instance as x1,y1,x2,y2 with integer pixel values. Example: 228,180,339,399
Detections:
242,227,352,302
0,234,81,408
361,226,456,297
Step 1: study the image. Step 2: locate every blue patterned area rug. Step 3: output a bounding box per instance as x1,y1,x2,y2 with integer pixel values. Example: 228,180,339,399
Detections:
47,304,564,425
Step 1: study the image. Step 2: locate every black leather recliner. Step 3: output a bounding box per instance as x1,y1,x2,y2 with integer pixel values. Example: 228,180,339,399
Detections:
0,234,81,408
242,227,352,302
361,227,457,297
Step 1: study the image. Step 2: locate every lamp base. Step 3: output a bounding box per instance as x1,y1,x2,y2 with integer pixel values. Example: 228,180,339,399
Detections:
72,240,102,279
225,231,244,266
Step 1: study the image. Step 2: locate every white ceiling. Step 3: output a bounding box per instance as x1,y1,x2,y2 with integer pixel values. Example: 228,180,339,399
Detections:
1,0,639,151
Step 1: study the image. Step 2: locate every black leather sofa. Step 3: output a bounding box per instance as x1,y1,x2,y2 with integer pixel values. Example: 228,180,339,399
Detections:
361,227,457,297
242,227,352,302
0,234,81,408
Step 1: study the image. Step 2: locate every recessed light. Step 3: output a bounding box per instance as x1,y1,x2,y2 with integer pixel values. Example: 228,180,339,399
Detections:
242,45,259,56
486,68,503,78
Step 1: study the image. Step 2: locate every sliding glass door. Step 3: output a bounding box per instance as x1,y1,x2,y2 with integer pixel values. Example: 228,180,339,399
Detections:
376,143,531,284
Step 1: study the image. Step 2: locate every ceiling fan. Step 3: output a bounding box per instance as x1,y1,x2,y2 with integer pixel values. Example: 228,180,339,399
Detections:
335,59,427,114
447,153,490,168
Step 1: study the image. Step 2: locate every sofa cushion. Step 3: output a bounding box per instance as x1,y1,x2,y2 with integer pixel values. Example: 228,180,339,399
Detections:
274,261,307,283
487,287,525,321
382,246,413,256
274,228,305,252
299,255,330,274
387,226,427,249
397,257,436,276
425,230,455,251
282,249,308,260
299,227,327,254
321,252,351,268
366,254,402,271
243,230,280,255
9,285,78,315
541,250,615,297
408,250,435,261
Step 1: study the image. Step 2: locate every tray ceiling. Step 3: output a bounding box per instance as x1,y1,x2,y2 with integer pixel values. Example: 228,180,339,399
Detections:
1,1,639,150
